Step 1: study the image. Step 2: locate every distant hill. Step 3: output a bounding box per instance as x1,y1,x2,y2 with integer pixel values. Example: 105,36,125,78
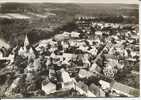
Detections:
76,3,138,17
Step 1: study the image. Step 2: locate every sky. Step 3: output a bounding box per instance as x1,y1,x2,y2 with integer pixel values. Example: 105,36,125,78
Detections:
0,0,139,4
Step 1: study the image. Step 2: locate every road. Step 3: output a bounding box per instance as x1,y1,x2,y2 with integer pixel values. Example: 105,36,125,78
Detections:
90,36,113,68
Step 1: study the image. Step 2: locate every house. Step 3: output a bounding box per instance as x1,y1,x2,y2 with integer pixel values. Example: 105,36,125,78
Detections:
77,81,88,93
36,39,50,50
88,46,98,56
42,81,56,95
49,69,56,79
70,31,80,38
130,51,138,58
33,58,42,72
99,80,110,90
69,40,77,47
24,62,34,73
89,63,102,73
50,52,57,59
59,69,75,89
60,68,71,83
95,31,103,36
86,40,94,46
110,81,139,97
62,53,76,62
61,41,69,50
5,77,23,96
106,59,123,69
75,82,96,97
61,80,74,90
89,83,100,97
78,69,93,79
53,33,70,41
99,88,106,97
88,83,105,97
82,54,91,67
77,45,88,52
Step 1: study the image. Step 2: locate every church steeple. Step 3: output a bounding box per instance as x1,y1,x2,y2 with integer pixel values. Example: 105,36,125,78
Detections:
18,34,36,60
24,34,30,48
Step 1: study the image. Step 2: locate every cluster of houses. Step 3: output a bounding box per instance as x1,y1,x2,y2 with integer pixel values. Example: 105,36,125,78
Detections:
0,17,139,97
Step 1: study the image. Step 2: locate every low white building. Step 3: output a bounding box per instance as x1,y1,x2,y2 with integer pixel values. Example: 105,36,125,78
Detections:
60,68,75,89
70,31,80,38
78,69,93,79
60,68,71,83
95,31,103,36
99,80,110,90
42,81,56,95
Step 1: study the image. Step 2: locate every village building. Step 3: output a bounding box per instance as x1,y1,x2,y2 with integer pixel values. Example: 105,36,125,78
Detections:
42,80,56,95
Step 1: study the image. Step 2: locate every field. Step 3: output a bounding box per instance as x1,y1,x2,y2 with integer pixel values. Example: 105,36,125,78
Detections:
0,3,139,47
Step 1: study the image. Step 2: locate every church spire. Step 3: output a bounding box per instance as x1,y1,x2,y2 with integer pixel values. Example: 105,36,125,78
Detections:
24,34,30,47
